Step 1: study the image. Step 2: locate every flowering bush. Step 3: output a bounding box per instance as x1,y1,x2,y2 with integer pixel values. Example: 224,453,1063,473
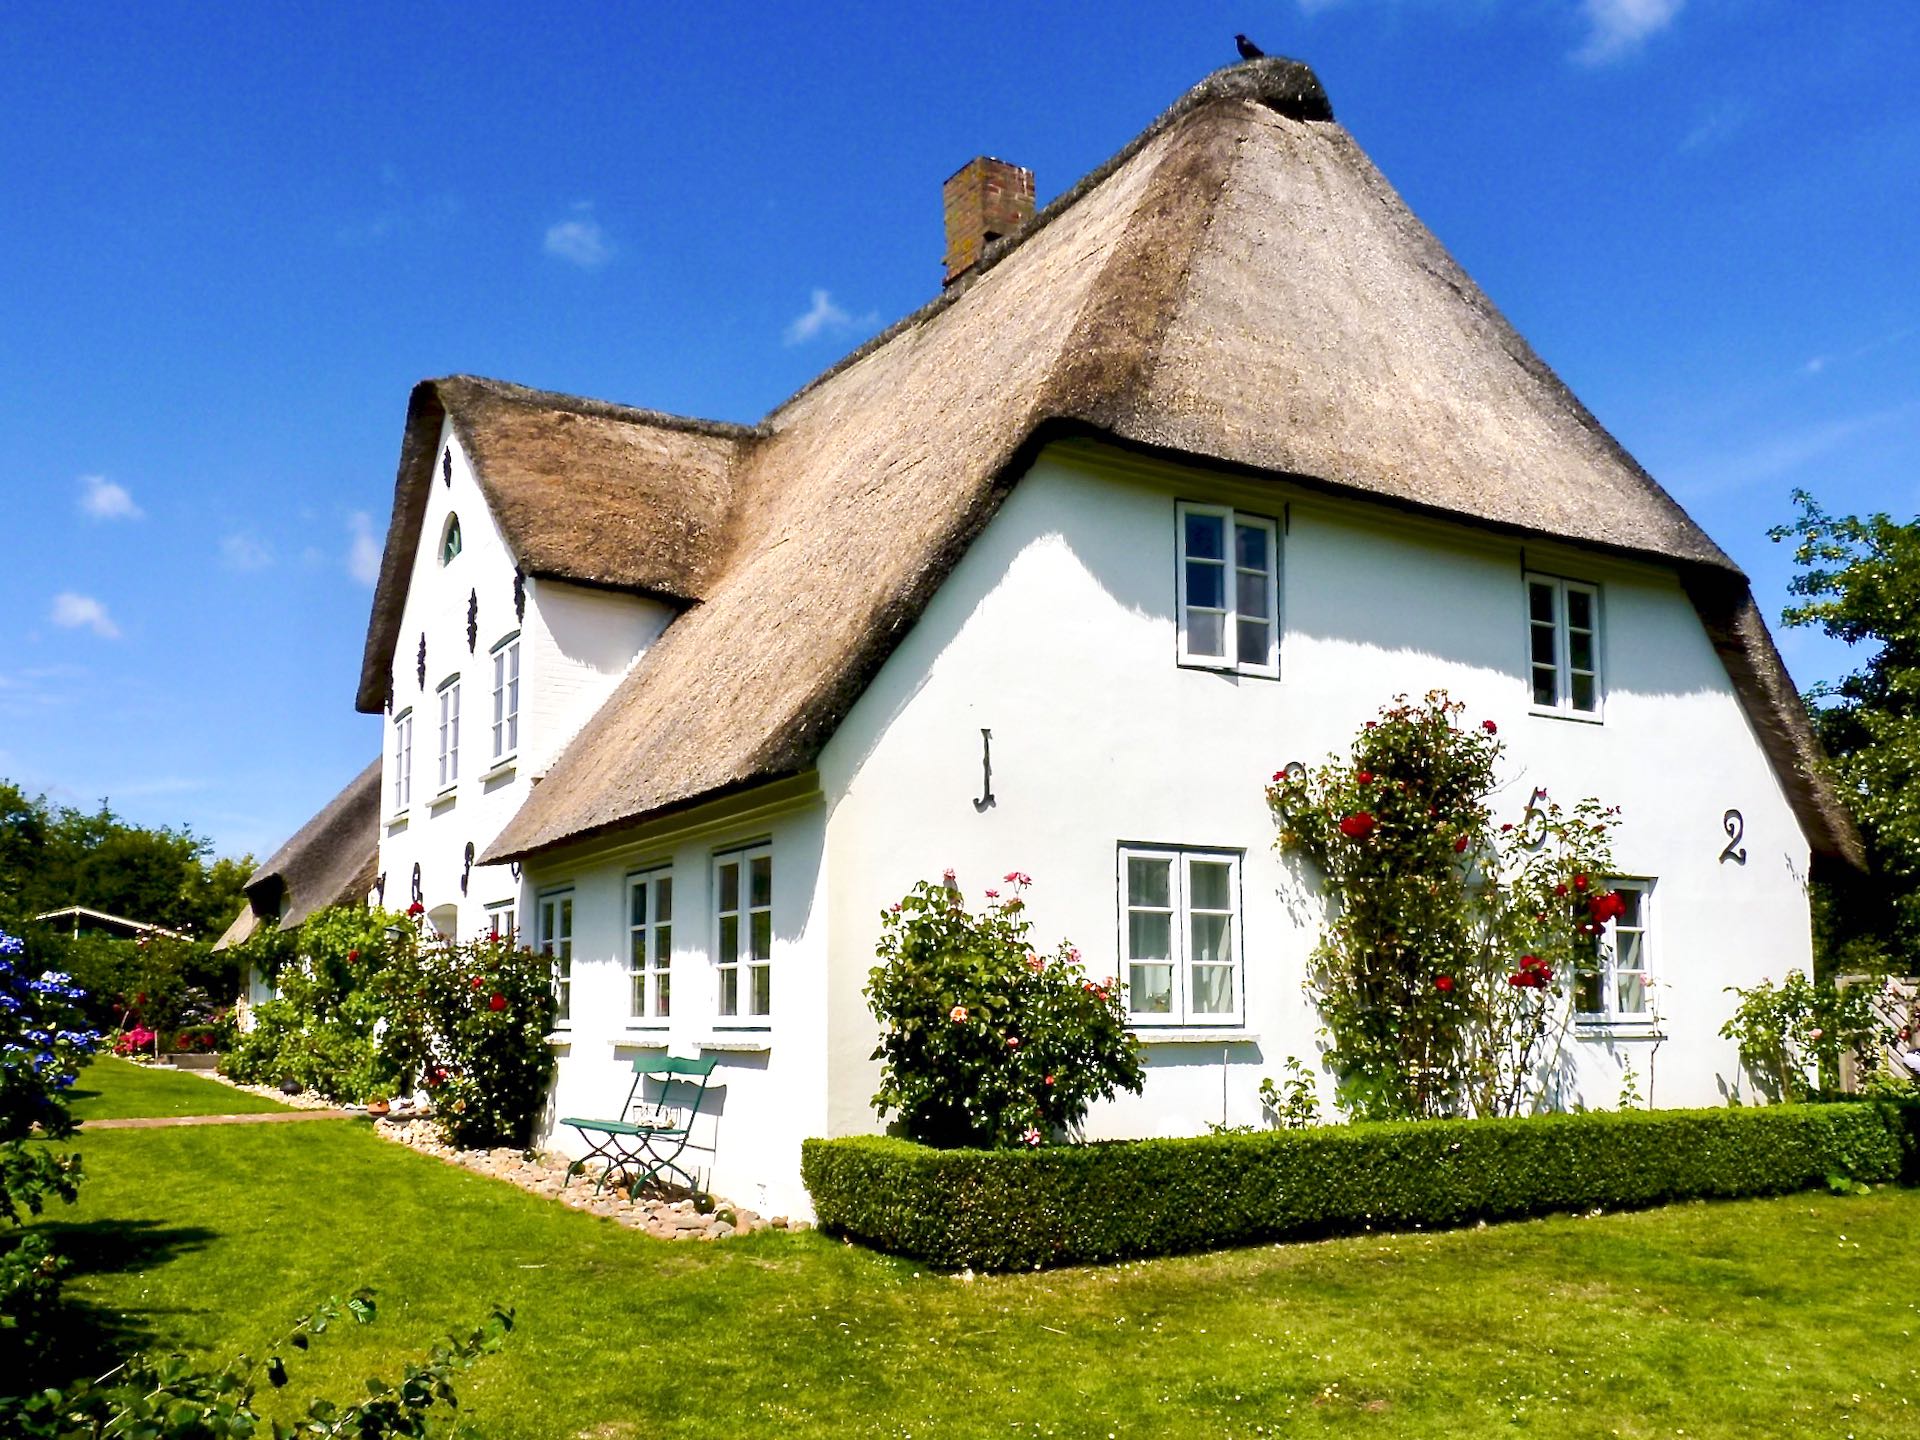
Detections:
1270,692,1621,1121
112,1024,157,1057
865,873,1143,1148
1720,970,1882,1103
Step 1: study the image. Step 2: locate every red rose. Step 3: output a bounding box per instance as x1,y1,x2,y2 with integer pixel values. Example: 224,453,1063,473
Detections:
1339,812,1377,840
1453,834,1470,853
407,901,425,916
1573,874,1590,892
1507,974,1524,988
470,975,485,990
346,949,360,963
1554,884,1568,897
1272,771,1285,782
1482,720,1497,734
1356,771,1374,785
1435,974,1455,992
488,993,506,1012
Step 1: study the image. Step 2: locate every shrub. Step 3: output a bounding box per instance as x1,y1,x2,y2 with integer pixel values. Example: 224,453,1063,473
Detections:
865,872,1143,1148
1721,969,1887,1102
803,1102,1910,1271
0,1288,512,1436
1269,691,1621,1120
403,933,557,1149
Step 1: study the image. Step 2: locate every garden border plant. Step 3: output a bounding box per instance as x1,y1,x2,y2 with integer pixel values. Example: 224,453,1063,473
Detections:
804,1100,1919,1271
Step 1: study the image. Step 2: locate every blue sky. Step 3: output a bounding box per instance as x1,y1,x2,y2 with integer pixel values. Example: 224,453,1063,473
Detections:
2,2,1916,863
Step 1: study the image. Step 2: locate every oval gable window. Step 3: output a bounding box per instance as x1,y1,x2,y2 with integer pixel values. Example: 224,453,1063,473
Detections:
440,513,463,565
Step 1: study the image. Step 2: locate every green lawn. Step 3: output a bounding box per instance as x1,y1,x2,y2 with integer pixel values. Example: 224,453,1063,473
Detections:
32,1064,1920,1438
67,1056,292,1120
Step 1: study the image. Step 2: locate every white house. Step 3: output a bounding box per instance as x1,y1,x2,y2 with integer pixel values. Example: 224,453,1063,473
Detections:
275,58,1859,1218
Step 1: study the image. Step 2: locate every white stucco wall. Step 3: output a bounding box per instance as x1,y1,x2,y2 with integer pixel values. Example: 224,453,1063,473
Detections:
816,441,1814,1140
525,790,830,1220
375,421,670,939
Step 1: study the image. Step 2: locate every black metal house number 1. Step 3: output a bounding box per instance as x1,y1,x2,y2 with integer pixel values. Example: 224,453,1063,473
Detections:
1719,809,1747,865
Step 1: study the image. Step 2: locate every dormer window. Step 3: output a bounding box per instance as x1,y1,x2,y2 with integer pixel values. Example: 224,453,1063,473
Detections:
440,514,463,566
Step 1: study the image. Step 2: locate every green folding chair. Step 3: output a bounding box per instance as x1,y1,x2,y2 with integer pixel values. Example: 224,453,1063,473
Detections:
561,1055,719,1198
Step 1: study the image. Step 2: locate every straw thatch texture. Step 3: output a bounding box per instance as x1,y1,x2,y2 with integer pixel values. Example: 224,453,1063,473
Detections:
214,759,381,949
355,377,750,712
374,58,1851,869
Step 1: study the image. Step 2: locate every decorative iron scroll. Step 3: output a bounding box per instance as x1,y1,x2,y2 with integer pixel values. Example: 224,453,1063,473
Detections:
513,569,526,623
416,634,427,690
1720,809,1748,866
973,728,996,812
374,872,386,905
442,447,452,486
461,841,475,894
410,863,423,906
466,590,479,653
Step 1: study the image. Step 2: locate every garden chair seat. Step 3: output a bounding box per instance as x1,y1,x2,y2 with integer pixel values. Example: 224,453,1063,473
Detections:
562,1055,718,1198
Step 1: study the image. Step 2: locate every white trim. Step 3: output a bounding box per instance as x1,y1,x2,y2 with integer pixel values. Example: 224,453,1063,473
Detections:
626,866,674,1023
1525,572,1604,721
536,888,574,1027
1575,877,1655,1025
490,633,520,765
712,844,773,1026
1176,501,1280,678
1117,844,1246,1027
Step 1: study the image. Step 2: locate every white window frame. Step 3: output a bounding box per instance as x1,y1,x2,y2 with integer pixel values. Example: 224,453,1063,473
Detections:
713,845,772,1026
627,867,673,1025
391,709,413,813
1526,573,1603,720
490,633,520,765
1117,845,1246,1027
1575,878,1655,1026
537,890,573,1025
1175,501,1281,678
436,676,461,790
485,901,517,945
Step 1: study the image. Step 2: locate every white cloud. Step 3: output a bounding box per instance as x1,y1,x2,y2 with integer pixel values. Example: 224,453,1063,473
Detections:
49,592,121,638
78,474,142,521
347,511,382,586
1575,0,1683,64
784,288,855,346
543,203,613,268
220,533,274,571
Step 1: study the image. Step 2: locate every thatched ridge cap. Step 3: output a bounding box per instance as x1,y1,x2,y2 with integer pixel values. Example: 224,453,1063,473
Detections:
432,373,763,442
771,57,1330,420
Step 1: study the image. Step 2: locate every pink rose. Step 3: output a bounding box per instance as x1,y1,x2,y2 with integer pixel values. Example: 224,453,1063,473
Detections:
950,1005,968,1023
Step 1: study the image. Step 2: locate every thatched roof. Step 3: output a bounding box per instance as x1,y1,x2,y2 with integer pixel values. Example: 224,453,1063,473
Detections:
355,378,752,712
383,57,1854,869
214,759,381,949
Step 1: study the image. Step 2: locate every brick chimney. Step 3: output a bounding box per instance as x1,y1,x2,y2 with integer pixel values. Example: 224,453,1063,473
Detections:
942,157,1035,287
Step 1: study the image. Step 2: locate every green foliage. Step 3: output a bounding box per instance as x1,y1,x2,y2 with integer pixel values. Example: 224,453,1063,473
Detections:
0,1232,64,1371
1258,1057,1322,1129
865,873,1143,1148
1770,491,1920,971
221,909,556,1145
1719,969,1887,1102
0,781,251,940
0,1288,513,1438
1269,691,1620,1120
803,1102,1910,1271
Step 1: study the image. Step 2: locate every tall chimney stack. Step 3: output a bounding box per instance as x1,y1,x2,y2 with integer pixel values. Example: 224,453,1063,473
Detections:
942,156,1035,287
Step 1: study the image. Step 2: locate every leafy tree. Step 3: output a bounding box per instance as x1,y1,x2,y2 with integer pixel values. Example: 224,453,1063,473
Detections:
1770,492,1920,972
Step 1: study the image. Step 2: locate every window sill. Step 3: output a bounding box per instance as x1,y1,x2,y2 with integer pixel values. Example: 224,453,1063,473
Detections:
1528,705,1605,726
429,790,457,815
544,1029,573,1047
697,1033,772,1053
1176,659,1281,683
1131,1027,1259,1045
385,812,409,833
481,758,517,783
1575,1020,1665,1041
611,1032,672,1050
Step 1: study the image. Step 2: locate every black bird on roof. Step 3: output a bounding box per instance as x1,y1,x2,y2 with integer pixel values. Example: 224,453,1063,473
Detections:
1235,33,1265,60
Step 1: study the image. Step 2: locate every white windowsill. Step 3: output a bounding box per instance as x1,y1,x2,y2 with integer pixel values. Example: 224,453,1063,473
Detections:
386,812,409,832
612,1032,672,1050
1528,705,1605,726
430,790,457,814
1176,658,1281,683
1132,1028,1260,1045
544,1029,573,1046
697,1034,772,1052
481,757,517,782
1575,1020,1665,1041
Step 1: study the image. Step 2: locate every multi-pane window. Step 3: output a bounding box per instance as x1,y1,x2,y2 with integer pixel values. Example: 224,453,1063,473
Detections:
436,678,461,789
538,891,573,1024
491,636,520,762
627,869,673,1022
1527,574,1601,717
714,847,772,1022
1176,502,1279,677
1119,846,1244,1025
391,710,413,812
486,902,517,944
1575,879,1653,1022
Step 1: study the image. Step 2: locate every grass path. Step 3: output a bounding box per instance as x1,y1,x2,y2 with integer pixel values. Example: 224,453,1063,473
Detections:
68,1057,292,1120
33,1061,1920,1438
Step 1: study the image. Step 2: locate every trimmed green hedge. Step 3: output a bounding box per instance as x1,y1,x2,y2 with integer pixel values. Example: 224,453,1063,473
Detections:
802,1102,1916,1271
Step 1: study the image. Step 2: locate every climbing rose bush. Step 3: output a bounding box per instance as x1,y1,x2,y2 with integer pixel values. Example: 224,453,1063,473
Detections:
1270,691,1622,1121
866,873,1144,1149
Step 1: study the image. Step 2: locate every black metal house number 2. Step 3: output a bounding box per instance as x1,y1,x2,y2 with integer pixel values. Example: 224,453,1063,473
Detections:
1719,809,1748,866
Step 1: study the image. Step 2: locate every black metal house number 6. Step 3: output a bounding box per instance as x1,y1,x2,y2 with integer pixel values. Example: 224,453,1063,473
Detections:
1719,809,1747,866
